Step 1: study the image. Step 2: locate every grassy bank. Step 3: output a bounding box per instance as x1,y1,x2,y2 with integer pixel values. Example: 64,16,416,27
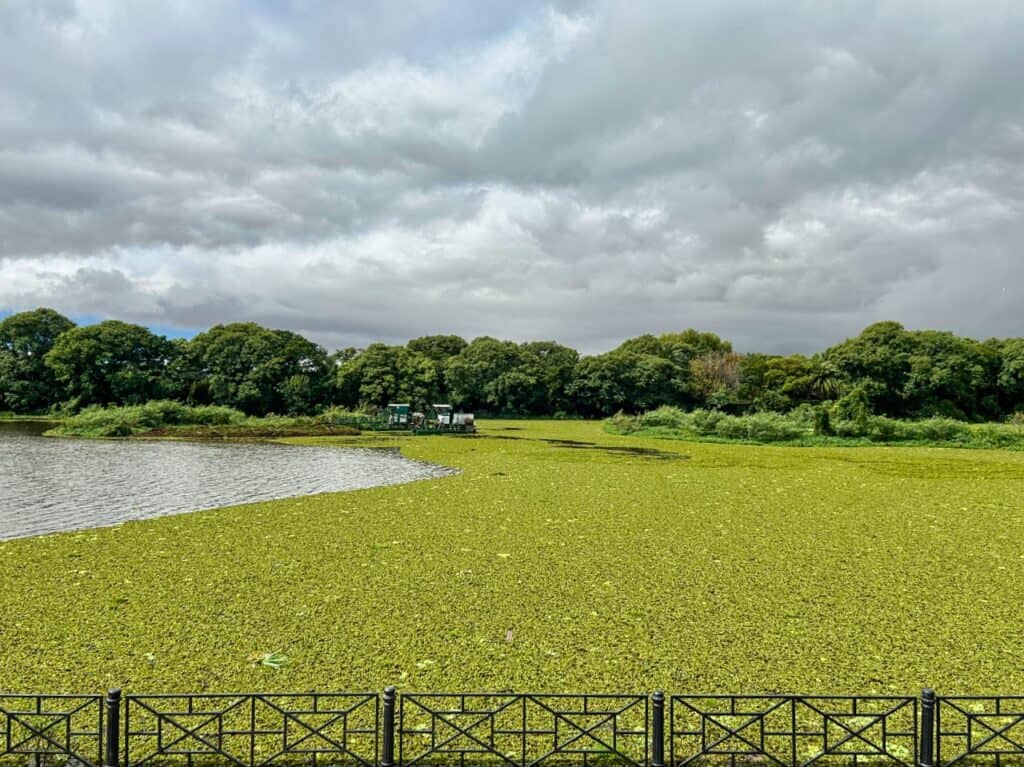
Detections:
1,420,1022,694
606,406,1024,449
48,401,377,438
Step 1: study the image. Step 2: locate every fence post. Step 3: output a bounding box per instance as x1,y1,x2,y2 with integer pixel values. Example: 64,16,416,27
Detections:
104,689,121,767
920,688,935,767
382,686,396,767
652,691,665,767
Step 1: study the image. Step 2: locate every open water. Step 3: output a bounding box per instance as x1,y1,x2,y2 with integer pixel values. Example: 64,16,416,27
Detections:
0,420,453,540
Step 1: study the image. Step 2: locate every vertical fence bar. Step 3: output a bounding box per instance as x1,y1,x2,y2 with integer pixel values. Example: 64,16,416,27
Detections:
382,686,396,767
104,689,121,767
920,688,935,767
652,691,665,767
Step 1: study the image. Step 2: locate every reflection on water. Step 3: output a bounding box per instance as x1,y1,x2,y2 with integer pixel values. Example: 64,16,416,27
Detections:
0,421,454,540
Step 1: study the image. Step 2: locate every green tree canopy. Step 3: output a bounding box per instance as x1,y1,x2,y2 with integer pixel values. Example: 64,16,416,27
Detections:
519,341,579,414
44,320,175,408
443,337,528,413
406,335,468,361
738,354,842,412
185,323,330,415
336,343,439,410
901,331,1001,420
824,322,1001,420
568,350,682,416
999,339,1024,413
3,306,1022,420
0,308,76,412
613,330,732,406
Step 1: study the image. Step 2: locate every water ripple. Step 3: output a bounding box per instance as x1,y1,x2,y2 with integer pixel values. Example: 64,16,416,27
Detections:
0,422,455,540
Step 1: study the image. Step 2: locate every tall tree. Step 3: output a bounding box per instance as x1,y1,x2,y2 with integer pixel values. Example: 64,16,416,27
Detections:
0,308,76,412
405,335,467,404
823,321,915,416
519,341,579,414
568,350,681,416
690,350,743,408
185,323,330,415
336,344,439,410
825,322,1002,420
901,331,1001,420
443,337,528,412
998,339,1024,413
615,329,732,406
44,320,175,408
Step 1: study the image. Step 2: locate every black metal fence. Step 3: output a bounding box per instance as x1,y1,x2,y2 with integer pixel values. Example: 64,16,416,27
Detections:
2,689,1022,767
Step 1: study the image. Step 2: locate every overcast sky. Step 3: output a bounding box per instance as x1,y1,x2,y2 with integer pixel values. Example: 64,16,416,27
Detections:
1,1,1022,354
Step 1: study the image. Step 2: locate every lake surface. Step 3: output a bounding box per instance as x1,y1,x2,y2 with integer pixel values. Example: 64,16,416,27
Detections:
0,420,454,540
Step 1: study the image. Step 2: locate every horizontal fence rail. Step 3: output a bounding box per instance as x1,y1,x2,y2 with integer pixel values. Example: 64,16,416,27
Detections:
2,689,1023,767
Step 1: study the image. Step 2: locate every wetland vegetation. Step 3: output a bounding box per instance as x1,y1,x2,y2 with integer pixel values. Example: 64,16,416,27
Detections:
2,309,1023,430
3,308,1023,695
606,405,1024,449
0,419,1021,694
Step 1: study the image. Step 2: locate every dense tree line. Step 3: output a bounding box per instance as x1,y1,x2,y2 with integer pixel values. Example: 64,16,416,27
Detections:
1,308,1022,421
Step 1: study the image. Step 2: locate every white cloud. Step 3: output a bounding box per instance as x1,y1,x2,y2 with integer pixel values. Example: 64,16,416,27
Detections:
1,0,1023,353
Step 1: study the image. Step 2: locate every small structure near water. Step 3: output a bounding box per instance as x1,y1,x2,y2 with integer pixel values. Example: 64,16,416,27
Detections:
386,403,476,434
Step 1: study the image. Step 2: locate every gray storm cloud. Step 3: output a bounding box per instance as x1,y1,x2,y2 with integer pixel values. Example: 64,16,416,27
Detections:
0,0,1021,353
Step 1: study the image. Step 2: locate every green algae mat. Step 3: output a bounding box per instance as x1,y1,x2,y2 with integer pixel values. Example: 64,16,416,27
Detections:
1,420,1022,694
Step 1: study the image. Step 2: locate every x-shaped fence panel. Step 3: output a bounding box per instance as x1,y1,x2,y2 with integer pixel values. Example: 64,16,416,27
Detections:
670,696,917,767
937,697,1024,767
399,694,648,767
124,693,378,767
0,695,103,767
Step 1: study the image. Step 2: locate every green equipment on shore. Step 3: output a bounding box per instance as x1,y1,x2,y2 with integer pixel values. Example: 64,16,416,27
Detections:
414,404,476,435
384,403,476,434
385,403,412,428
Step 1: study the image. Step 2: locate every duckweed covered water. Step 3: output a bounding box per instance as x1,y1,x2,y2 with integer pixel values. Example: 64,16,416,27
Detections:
0,420,1021,694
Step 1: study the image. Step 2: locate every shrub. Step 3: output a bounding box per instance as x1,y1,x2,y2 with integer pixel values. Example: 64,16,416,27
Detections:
58,401,247,436
971,424,1021,449
137,400,190,426
710,414,742,439
743,412,806,442
830,418,866,438
605,410,638,434
101,421,134,437
690,409,726,435
866,415,900,442
317,407,384,430
813,406,834,436
832,385,872,425
635,406,687,430
908,417,971,443
789,403,817,428
607,405,1022,449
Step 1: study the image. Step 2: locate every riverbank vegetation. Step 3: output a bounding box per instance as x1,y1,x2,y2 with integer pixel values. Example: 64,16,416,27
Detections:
606,405,1024,449
2,309,1022,427
0,419,1022,693
50,401,373,438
